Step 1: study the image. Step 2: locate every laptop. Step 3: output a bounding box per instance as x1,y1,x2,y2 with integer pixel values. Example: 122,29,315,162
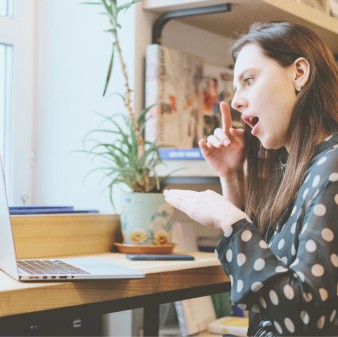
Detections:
0,162,145,282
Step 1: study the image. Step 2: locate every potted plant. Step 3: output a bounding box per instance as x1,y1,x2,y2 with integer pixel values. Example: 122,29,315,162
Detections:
83,0,175,252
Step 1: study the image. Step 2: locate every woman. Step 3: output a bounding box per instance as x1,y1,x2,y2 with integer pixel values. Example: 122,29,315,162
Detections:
164,21,338,336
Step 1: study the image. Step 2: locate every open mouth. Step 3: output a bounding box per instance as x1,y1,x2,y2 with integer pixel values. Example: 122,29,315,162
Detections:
242,115,259,128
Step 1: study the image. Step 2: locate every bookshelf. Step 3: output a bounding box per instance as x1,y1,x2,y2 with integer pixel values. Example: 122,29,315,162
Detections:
144,0,338,54
140,0,338,180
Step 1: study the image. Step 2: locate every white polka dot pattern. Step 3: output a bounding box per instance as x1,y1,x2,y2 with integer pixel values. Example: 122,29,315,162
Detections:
317,316,325,329
214,135,338,335
241,230,252,242
237,279,243,292
311,264,324,277
259,296,267,308
317,156,327,165
321,228,334,241
226,249,233,262
283,284,294,300
305,239,316,252
237,253,246,266
329,172,338,181
319,288,328,301
273,321,282,334
251,282,263,292
277,239,285,249
313,204,326,216
330,254,338,267
269,290,279,305
285,317,295,333
330,310,336,322
301,311,310,324
304,292,313,302
259,240,268,249
253,258,265,271
312,175,320,187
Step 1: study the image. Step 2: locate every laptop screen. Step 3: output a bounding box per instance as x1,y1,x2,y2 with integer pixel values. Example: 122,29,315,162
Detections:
0,160,20,279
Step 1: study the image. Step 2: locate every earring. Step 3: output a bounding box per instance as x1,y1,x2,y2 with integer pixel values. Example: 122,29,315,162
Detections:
295,83,302,92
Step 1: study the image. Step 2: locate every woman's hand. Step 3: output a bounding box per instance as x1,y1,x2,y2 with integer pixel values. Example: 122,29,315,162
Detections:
200,102,245,178
163,189,250,235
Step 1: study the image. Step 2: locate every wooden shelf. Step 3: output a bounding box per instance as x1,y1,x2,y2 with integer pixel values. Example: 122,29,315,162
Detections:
11,214,122,258
143,0,338,54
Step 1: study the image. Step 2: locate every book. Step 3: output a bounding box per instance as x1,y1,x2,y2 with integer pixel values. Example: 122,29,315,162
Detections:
145,44,203,148
159,148,203,160
145,44,237,160
145,44,204,152
9,206,99,215
208,316,249,336
175,296,217,336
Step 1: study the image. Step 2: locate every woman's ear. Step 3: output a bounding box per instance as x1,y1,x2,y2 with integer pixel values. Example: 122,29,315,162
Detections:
293,57,310,91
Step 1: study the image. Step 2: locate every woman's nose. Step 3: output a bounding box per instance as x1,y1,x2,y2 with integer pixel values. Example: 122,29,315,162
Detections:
231,92,247,112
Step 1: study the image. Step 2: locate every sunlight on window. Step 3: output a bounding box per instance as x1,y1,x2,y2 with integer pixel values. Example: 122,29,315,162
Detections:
0,44,6,157
0,44,12,161
0,0,14,17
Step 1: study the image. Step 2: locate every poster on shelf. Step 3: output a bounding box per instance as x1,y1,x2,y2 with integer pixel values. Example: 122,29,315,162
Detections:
145,44,237,160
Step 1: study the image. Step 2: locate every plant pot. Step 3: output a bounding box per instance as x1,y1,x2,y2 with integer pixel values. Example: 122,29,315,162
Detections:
119,192,174,247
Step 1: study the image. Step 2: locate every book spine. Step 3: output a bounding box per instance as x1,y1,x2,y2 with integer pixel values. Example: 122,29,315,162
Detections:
174,301,190,336
9,206,99,215
145,44,162,144
145,44,205,154
159,148,203,160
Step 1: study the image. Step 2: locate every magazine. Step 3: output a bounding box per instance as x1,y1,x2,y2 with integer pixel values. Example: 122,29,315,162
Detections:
145,44,238,160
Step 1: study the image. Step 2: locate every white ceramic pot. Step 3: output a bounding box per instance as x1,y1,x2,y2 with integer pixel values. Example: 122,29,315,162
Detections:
119,192,174,245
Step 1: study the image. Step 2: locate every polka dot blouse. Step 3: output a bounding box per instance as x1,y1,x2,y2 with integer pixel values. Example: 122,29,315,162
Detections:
215,134,338,336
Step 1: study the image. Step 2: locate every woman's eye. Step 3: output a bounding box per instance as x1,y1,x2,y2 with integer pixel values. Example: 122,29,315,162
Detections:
245,77,254,86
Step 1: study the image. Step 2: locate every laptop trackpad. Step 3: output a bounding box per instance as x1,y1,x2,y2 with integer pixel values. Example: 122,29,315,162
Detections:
62,258,145,278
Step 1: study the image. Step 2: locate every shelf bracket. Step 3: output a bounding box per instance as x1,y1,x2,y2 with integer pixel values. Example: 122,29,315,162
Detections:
152,3,231,45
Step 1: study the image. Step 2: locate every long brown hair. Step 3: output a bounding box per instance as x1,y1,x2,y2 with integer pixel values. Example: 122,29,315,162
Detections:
231,22,338,232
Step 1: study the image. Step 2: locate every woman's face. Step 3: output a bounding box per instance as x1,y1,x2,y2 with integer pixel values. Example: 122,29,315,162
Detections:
231,43,298,150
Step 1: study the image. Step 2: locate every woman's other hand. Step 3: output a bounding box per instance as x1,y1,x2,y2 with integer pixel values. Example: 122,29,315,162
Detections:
163,189,250,235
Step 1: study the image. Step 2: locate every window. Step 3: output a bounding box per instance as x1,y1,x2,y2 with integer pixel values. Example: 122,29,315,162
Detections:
0,0,14,17
0,0,14,176
0,43,12,164
0,0,7,16
0,0,35,204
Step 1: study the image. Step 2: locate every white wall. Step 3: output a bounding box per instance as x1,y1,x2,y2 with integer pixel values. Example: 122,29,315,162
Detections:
34,0,137,212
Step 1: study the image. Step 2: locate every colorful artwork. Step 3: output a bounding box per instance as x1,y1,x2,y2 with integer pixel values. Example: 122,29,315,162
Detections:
145,44,241,159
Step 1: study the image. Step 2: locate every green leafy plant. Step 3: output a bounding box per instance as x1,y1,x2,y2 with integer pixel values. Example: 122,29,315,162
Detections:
83,0,165,204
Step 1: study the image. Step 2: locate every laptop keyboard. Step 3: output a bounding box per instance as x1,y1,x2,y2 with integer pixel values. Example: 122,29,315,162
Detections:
17,260,90,275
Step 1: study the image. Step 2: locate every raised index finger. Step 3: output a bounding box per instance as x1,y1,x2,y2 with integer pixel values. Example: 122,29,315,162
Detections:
220,101,233,138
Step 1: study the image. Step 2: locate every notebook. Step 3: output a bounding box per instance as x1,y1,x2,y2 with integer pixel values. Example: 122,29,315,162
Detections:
0,161,145,282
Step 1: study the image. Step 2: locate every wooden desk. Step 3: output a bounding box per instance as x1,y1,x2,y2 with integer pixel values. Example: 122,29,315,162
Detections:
0,214,230,336
0,252,229,336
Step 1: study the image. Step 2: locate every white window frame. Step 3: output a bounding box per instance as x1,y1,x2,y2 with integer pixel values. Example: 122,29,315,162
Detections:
0,0,35,205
